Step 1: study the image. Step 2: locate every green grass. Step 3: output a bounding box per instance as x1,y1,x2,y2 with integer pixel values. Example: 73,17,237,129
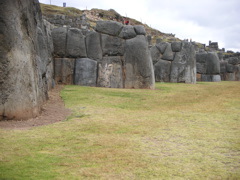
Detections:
40,3,83,17
1,82,240,179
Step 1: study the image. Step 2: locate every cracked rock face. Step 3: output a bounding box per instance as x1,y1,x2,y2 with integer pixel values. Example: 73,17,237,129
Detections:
0,0,54,120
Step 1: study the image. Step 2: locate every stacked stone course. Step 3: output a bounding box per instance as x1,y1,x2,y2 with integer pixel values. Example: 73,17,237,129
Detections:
52,20,155,89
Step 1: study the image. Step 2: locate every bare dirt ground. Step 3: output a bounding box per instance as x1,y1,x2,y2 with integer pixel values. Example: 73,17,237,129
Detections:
0,85,71,130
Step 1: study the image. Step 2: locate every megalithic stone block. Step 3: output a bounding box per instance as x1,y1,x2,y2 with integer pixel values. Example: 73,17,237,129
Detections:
52,27,67,57
97,56,124,88
86,31,102,61
124,35,155,89
74,58,97,86
66,28,87,58
170,42,196,83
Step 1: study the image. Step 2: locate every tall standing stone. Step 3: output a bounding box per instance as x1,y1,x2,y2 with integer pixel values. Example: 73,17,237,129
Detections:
0,0,53,120
124,35,155,89
170,42,196,83
86,31,102,60
52,27,67,57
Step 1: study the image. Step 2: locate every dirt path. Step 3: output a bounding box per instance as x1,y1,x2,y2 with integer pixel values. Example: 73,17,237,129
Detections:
0,85,71,130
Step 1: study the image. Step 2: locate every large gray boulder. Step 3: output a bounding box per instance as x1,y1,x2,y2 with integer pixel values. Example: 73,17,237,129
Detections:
52,27,67,57
101,34,125,56
170,42,196,83
227,57,240,65
74,58,97,86
196,52,208,63
95,20,123,36
86,31,102,60
97,56,123,88
154,60,171,82
171,42,182,52
0,0,53,120
54,58,75,84
119,25,137,39
66,28,87,58
206,52,220,75
124,35,155,89
134,25,146,35
161,43,174,61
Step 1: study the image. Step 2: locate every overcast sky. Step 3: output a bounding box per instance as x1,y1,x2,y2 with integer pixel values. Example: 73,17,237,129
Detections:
39,0,240,52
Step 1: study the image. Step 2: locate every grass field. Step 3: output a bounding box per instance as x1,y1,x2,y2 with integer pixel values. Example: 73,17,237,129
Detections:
1,82,240,179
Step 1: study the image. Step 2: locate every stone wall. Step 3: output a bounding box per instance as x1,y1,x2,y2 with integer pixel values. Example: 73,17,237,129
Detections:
220,54,240,81
0,0,54,120
52,21,155,89
150,42,196,83
196,52,221,82
43,13,90,30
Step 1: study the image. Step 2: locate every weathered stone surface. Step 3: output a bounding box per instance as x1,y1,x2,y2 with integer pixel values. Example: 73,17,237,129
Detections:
197,73,202,81
156,42,168,54
74,58,97,86
86,31,102,60
154,59,171,82
150,46,161,65
161,43,174,61
54,58,75,84
101,34,125,56
235,65,240,80
95,20,123,36
170,42,196,83
196,63,206,74
97,56,123,88
196,52,207,63
52,27,67,57
206,52,220,75
134,25,146,35
201,75,212,82
212,75,221,82
227,57,240,65
225,73,235,81
66,28,87,58
119,25,137,39
226,64,234,73
171,42,182,52
201,75,221,82
0,0,53,120
124,35,155,89
220,61,227,73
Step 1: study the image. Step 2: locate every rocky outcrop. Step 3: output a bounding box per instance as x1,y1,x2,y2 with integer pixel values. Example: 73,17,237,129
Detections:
151,41,196,83
0,0,54,120
52,21,155,89
196,52,221,82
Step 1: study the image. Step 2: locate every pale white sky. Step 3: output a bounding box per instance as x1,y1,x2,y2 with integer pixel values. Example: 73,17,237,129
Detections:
39,0,240,52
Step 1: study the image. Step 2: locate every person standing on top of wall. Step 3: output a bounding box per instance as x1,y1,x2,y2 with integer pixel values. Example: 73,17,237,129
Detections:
123,18,129,25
